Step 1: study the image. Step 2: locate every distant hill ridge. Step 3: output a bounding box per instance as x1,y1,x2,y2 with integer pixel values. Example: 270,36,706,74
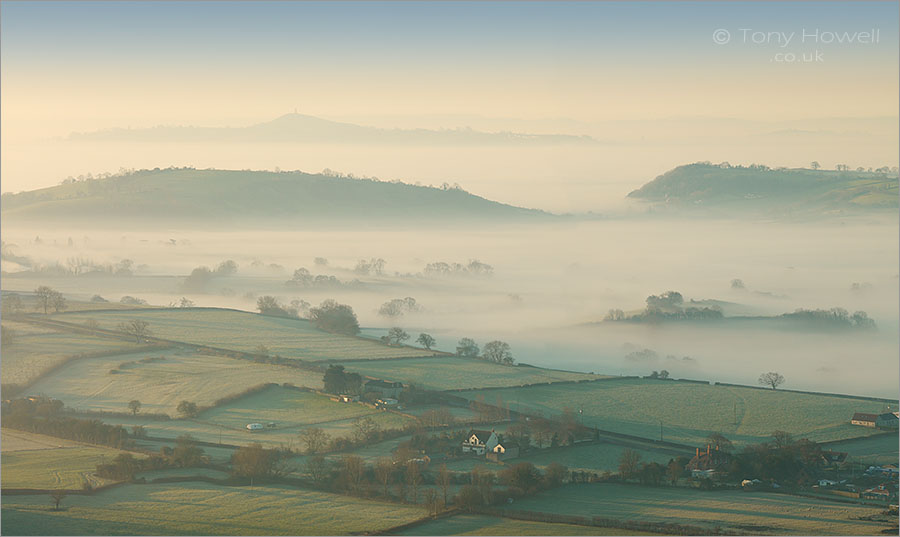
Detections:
627,162,899,213
68,113,597,146
0,167,549,227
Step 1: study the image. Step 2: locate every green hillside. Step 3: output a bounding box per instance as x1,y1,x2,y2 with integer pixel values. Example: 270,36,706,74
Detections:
1,168,548,226
627,162,898,213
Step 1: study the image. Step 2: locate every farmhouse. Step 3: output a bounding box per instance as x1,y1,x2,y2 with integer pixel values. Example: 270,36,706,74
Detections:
486,439,520,462
685,444,731,478
375,397,399,410
365,379,403,398
851,412,878,427
876,412,899,429
820,450,848,468
462,429,499,455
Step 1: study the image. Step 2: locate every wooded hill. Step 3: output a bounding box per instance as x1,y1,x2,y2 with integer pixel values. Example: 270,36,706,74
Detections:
627,162,898,214
1,168,549,228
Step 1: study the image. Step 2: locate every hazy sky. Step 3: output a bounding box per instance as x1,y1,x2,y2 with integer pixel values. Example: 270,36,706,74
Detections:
1,1,898,201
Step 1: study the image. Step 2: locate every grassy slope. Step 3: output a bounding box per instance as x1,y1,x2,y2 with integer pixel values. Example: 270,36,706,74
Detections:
26,348,323,415
460,379,889,446
345,357,605,391
1,322,142,386
506,483,887,535
50,308,435,361
821,434,900,466
1,429,142,490
1,482,424,536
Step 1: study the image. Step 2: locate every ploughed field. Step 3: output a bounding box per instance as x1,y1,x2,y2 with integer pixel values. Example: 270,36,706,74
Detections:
49,308,437,361
26,348,323,416
458,379,891,446
503,483,890,535
0,482,425,535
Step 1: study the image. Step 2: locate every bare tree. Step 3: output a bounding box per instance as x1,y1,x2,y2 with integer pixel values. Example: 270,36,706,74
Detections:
128,400,141,416
406,460,422,504
618,448,642,480
416,333,436,350
483,340,514,365
374,457,394,498
118,319,151,343
305,455,331,486
50,489,67,511
758,371,785,390
300,427,329,454
437,464,451,506
387,327,410,346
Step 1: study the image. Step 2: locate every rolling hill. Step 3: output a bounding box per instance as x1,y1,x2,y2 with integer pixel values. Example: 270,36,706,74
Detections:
627,162,898,214
0,168,550,228
68,113,597,146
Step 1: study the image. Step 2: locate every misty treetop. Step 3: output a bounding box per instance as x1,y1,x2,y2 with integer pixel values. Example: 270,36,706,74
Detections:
309,299,360,335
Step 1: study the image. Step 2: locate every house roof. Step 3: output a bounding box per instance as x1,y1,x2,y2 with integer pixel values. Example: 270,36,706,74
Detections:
497,440,520,449
366,379,402,388
878,413,899,421
686,451,731,471
852,412,878,421
821,451,848,463
467,429,494,442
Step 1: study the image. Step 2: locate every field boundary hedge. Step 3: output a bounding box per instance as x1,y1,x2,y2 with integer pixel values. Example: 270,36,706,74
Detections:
368,508,463,535
713,381,897,404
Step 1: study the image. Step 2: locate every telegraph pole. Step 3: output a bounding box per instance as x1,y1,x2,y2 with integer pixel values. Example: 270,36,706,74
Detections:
659,420,663,442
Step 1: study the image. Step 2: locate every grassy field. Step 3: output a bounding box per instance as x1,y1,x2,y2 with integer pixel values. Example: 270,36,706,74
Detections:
1,482,425,535
443,441,674,474
1,321,142,386
96,387,416,450
1,429,139,490
50,308,436,361
505,483,889,535
395,514,660,536
26,348,323,415
2,428,88,452
460,379,889,446
823,433,900,466
344,357,605,391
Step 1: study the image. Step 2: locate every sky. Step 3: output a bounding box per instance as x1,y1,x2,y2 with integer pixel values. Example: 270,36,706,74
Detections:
1,1,898,204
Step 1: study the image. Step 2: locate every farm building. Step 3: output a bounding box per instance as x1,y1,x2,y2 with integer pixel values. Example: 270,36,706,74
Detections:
820,450,848,468
851,412,878,427
486,439,520,462
338,394,359,403
375,397,399,409
462,429,499,455
876,412,899,429
365,379,403,398
685,444,732,478
861,484,893,501
246,423,264,431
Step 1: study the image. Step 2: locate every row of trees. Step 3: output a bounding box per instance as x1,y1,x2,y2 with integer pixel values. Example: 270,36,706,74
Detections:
3,396,133,449
456,338,514,365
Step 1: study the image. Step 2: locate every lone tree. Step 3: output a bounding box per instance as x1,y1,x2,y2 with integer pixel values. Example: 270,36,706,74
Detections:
387,327,409,346
128,400,142,416
35,286,63,314
416,333,435,350
618,448,642,481
456,338,480,358
50,489,67,511
758,371,785,390
309,299,360,335
118,319,151,343
177,400,199,418
482,340,514,365
299,427,329,454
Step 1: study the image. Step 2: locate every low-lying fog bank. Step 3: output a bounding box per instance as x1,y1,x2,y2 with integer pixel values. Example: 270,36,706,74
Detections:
3,215,897,398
